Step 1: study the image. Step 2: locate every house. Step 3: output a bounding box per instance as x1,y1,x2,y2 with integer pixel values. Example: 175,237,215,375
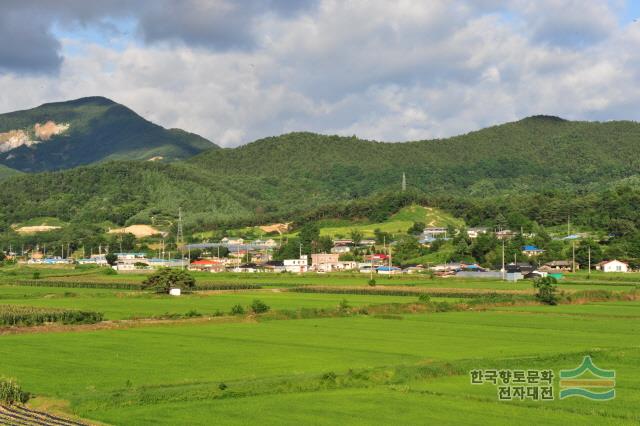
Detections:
284,256,309,273
336,261,358,270
404,265,425,274
495,230,515,240
467,227,488,239
263,260,285,273
364,254,389,265
377,266,402,275
77,254,109,266
521,245,544,257
331,245,351,254
311,253,340,272
332,239,353,246
233,263,260,273
596,260,629,273
358,239,376,247
430,263,462,272
189,259,224,272
422,227,448,239
540,260,576,271
220,237,244,246
506,262,535,274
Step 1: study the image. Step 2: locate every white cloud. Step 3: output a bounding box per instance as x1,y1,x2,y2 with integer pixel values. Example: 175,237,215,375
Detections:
0,0,639,147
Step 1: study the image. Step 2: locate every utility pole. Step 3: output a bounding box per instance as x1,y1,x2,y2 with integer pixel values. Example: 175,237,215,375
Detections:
501,239,505,281
177,208,185,269
588,245,591,277
402,172,406,192
572,241,576,273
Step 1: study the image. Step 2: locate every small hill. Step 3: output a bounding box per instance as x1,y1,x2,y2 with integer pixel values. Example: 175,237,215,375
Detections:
0,97,219,172
317,205,462,238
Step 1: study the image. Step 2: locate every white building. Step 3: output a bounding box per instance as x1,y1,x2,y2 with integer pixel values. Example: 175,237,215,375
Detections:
77,254,109,266
597,260,629,273
284,256,309,273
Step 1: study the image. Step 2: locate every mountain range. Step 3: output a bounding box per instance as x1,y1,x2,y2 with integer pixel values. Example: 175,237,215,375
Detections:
0,97,218,172
1,97,639,231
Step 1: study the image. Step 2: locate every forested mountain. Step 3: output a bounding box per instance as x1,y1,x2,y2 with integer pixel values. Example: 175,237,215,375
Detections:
0,97,218,172
0,164,21,179
1,115,639,233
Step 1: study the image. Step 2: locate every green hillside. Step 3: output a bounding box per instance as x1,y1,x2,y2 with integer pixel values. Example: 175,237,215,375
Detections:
190,116,640,196
1,116,640,234
0,164,21,179
317,205,462,238
0,97,218,172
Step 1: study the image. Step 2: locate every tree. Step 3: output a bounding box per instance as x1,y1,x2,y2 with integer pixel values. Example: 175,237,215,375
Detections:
142,268,196,293
317,235,333,253
407,222,425,234
533,276,558,305
350,229,363,246
374,228,392,244
105,253,118,266
298,222,320,255
574,240,602,268
392,235,422,266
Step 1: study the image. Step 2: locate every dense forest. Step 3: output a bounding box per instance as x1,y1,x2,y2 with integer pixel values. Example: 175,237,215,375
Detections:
1,114,640,252
0,97,217,172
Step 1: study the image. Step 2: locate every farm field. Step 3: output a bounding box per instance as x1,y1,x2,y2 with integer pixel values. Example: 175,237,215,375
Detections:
0,302,639,424
0,285,436,320
3,265,639,292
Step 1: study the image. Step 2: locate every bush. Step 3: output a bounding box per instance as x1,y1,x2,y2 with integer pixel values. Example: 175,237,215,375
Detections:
367,279,376,287
230,304,245,315
0,378,30,404
338,299,351,311
32,271,40,280
533,276,558,305
250,299,270,314
418,294,431,303
142,268,196,294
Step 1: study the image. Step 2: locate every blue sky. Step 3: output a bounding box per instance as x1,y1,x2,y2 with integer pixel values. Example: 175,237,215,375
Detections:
1,0,640,146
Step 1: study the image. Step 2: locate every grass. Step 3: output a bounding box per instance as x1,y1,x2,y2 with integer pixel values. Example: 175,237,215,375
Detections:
0,302,639,424
0,286,434,320
317,205,463,238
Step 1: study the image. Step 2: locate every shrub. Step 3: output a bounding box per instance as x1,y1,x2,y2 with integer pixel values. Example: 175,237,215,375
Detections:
367,279,377,287
533,276,558,305
230,304,245,315
32,271,40,280
0,378,30,404
218,383,228,391
338,299,351,311
250,299,270,314
418,294,431,303
142,268,196,294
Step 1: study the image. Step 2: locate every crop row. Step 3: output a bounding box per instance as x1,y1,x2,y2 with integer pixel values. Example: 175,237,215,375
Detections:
0,305,104,327
11,280,262,291
288,286,496,298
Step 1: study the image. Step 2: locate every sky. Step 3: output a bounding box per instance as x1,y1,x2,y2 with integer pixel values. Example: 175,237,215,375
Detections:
1,0,640,147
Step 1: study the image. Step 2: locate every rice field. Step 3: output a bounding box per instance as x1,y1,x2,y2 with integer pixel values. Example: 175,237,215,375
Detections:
0,302,638,424
1,266,640,424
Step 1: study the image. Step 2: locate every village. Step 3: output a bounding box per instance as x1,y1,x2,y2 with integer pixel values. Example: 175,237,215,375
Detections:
6,225,632,281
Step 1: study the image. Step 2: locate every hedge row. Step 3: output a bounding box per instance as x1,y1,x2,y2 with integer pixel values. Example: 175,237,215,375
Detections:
288,286,497,298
